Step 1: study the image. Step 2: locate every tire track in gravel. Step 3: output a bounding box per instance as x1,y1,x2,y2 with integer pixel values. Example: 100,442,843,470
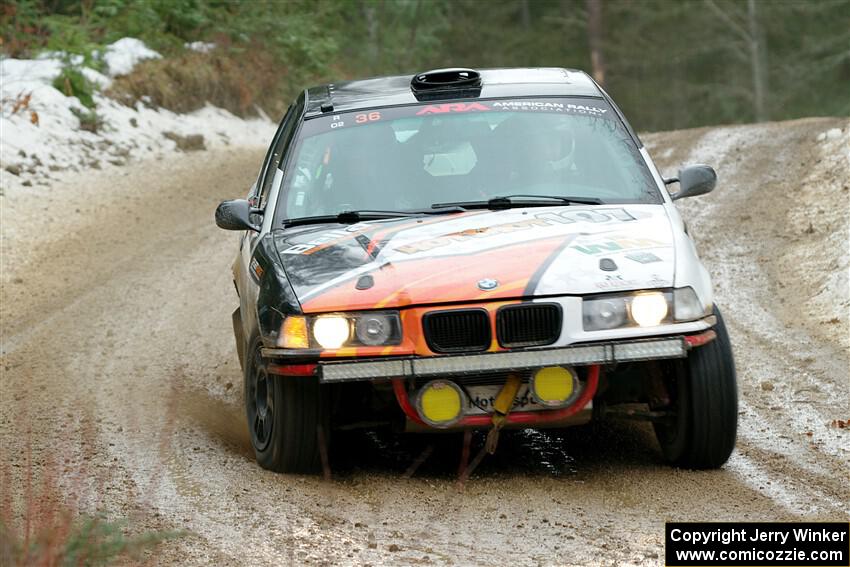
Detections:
645,117,850,516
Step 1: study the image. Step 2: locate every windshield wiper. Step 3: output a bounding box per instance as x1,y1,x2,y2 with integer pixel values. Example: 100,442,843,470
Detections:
282,207,466,228
432,194,603,210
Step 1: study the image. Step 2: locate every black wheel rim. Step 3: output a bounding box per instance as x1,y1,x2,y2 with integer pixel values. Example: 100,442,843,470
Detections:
248,351,274,452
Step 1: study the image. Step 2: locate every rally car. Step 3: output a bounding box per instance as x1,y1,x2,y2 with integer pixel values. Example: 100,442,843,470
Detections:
215,67,737,473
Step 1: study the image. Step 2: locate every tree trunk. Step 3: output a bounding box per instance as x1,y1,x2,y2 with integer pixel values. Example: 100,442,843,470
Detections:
408,0,422,64
586,0,606,88
748,0,767,121
520,0,531,30
363,0,380,74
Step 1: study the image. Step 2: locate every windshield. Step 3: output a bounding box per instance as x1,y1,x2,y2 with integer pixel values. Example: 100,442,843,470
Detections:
277,97,660,222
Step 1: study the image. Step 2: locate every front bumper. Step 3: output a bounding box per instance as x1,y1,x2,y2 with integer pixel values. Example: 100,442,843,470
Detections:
307,333,713,383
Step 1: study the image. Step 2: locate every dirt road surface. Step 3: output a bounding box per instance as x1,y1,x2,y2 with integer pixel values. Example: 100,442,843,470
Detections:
2,117,848,566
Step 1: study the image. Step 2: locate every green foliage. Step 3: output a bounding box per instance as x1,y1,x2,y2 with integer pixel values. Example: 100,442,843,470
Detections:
0,0,48,56
59,515,180,566
41,13,101,56
3,0,849,130
0,513,183,566
53,66,97,109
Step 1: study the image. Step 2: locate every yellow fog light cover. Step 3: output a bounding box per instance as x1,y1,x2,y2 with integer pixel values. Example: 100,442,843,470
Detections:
531,366,577,407
280,316,309,349
630,292,668,327
416,380,464,427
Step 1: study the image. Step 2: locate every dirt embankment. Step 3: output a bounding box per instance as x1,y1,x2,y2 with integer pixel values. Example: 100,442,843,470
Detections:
1,118,848,566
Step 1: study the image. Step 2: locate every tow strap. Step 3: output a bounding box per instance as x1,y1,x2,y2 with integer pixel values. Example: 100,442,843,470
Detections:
484,373,522,454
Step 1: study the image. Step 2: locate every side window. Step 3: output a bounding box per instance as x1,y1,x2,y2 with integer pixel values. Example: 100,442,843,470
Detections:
256,93,304,208
254,107,293,207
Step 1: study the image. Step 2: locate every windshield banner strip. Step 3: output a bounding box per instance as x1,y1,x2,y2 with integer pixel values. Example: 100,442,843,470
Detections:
301,97,614,136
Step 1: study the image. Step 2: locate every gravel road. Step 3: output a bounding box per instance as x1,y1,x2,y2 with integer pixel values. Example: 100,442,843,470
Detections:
1,117,848,566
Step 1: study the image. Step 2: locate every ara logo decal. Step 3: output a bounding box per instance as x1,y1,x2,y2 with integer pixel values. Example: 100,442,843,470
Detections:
478,278,499,290
416,102,490,115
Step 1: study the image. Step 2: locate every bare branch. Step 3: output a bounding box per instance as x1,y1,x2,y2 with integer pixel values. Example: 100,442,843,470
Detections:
703,0,751,43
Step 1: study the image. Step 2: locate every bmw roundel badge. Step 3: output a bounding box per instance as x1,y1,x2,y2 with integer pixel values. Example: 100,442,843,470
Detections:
478,278,499,291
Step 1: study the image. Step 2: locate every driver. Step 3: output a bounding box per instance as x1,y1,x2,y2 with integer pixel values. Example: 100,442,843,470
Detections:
521,118,577,185
494,114,577,189
323,124,406,212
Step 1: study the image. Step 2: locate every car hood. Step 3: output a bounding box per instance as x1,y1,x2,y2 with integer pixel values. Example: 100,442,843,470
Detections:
272,205,676,313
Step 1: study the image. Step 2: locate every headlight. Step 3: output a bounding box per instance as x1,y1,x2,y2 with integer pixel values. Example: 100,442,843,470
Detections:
583,288,709,331
355,314,395,346
278,311,402,349
313,316,351,349
630,292,668,327
582,297,628,330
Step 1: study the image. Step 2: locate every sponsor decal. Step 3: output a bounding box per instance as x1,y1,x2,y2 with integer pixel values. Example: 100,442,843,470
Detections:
563,103,608,115
396,209,635,255
625,251,662,264
535,208,634,225
249,258,264,280
280,223,373,254
571,236,665,256
491,101,608,115
468,390,541,412
492,101,564,110
396,218,550,254
415,102,491,115
646,275,670,287
594,275,640,290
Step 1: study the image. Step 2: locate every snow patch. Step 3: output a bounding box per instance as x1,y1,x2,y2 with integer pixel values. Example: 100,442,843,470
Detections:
1,38,274,191
185,41,216,54
80,66,111,88
2,57,64,85
102,37,161,77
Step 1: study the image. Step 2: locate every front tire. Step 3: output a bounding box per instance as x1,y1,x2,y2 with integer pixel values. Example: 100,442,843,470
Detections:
655,306,738,469
245,337,327,473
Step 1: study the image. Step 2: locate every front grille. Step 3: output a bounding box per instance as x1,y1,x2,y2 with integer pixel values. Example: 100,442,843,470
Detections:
423,309,491,353
497,303,562,347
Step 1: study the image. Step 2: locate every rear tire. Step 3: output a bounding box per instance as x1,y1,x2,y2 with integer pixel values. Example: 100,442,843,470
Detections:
655,306,738,469
244,337,328,473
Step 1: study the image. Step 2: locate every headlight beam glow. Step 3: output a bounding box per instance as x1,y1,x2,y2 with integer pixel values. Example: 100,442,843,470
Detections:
630,292,669,327
312,316,351,349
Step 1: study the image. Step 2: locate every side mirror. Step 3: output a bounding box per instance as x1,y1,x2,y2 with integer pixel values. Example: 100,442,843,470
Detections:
215,199,261,231
664,164,717,200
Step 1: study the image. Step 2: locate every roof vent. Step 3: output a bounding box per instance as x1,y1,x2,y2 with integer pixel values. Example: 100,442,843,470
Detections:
410,68,482,100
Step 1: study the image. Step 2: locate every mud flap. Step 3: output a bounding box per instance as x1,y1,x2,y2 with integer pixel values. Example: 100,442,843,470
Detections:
232,308,246,369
